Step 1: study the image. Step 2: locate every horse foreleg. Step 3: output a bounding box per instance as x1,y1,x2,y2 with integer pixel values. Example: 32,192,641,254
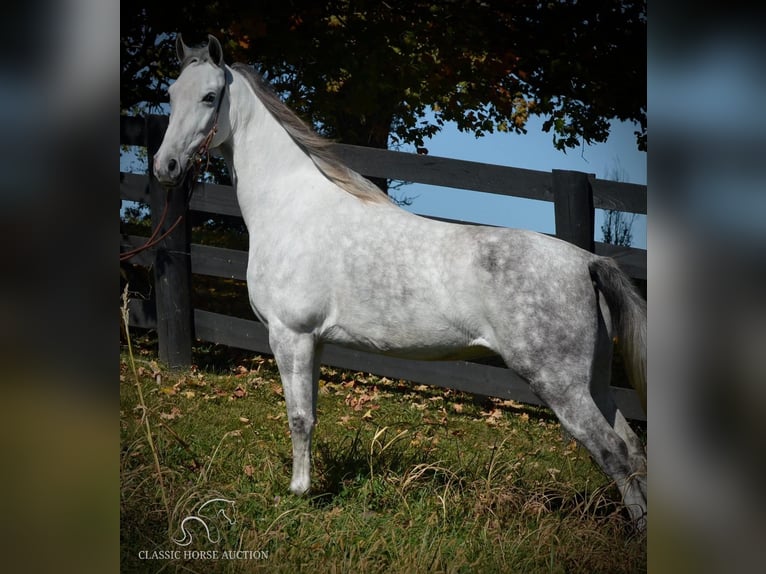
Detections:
269,326,319,495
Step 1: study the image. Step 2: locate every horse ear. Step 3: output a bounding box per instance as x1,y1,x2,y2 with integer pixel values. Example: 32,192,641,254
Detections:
176,34,190,64
207,35,224,67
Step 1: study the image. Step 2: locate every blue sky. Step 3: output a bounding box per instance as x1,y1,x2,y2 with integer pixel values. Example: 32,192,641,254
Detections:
397,113,647,249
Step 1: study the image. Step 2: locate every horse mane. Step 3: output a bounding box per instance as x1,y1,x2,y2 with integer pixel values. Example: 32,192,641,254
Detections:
230,63,391,204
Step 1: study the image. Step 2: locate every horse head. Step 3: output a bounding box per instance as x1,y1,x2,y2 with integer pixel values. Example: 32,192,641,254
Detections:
154,34,230,187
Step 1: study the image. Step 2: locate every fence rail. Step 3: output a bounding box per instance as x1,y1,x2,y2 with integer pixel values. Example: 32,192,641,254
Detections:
120,115,647,421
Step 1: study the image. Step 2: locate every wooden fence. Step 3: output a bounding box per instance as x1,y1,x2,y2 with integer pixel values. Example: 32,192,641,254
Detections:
120,115,647,421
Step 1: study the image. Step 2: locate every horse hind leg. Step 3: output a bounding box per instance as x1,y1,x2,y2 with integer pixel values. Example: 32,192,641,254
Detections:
526,368,647,529
591,294,647,479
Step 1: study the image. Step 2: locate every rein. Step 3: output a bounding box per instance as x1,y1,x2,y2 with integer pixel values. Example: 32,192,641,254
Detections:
118,175,195,263
120,91,223,263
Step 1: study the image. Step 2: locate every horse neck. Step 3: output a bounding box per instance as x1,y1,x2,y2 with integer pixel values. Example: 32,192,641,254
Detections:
222,69,327,226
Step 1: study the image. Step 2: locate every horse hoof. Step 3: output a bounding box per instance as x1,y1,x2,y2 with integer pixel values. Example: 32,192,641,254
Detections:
289,480,310,496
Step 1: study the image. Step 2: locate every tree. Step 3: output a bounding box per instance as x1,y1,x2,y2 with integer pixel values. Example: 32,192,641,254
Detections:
600,158,637,247
121,1,646,179
601,209,636,247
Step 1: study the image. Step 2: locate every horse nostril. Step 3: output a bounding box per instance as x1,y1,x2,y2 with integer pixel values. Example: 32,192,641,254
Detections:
168,159,178,173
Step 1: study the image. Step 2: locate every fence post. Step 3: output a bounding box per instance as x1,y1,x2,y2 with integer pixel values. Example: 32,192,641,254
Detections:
552,169,595,252
146,115,194,368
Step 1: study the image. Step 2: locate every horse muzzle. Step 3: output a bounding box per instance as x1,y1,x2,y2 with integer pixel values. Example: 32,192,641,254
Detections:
153,154,188,187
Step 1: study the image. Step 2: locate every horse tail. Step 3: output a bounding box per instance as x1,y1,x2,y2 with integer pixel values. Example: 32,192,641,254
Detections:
589,257,647,412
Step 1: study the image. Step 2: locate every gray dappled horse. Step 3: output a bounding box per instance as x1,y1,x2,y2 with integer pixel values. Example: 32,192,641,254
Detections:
154,35,647,529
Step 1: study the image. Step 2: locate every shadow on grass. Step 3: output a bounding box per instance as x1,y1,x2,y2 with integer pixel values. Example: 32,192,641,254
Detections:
309,426,444,507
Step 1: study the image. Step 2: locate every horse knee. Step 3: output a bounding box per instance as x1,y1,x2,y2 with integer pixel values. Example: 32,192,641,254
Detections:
288,413,314,496
288,411,315,439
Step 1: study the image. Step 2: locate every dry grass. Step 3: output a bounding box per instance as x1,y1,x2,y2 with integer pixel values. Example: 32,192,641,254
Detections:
120,333,646,573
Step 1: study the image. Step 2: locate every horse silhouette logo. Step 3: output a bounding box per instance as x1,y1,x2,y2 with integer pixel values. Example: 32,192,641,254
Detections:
172,498,237,546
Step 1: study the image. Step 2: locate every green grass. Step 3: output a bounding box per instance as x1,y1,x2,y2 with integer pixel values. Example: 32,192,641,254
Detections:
120,334,646,573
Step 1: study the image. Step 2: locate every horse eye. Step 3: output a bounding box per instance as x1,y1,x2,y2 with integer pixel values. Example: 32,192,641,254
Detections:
202,92,217,104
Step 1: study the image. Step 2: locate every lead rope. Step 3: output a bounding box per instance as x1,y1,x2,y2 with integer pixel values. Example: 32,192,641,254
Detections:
120,110,220,263
119,193,181,262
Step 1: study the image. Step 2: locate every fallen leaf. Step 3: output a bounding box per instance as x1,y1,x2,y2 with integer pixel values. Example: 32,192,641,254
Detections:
243,464,255,477
232,385,247,398
345,391,378,411
362,409,374,420
239,417,250,424
452,403,464,413
160,407,182,420
481,408,503,425
500,399,523,409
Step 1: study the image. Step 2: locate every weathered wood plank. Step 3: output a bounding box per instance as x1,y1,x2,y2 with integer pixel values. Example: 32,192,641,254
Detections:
612,386,646,422
322,346,545,407
120,172,151,203
332,143,646,214
188,182,242,217
594,242,647,280
120,115,147,147
122,230,645,282
553,170,595,252
332,143,554,203
191,244,248,280
120,235,155,267
122,121,645,215
148,116,193,368
126,297,156,329
590,178,647,215
185,240,645,283
193,309,645,421
193,309,271,355
120,172,242,217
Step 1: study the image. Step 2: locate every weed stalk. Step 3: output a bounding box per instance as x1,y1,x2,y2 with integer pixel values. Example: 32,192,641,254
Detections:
121,285,171,531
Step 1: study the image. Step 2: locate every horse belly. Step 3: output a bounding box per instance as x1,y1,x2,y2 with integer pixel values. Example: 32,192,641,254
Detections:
322,316,497,361
322,275,497,360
